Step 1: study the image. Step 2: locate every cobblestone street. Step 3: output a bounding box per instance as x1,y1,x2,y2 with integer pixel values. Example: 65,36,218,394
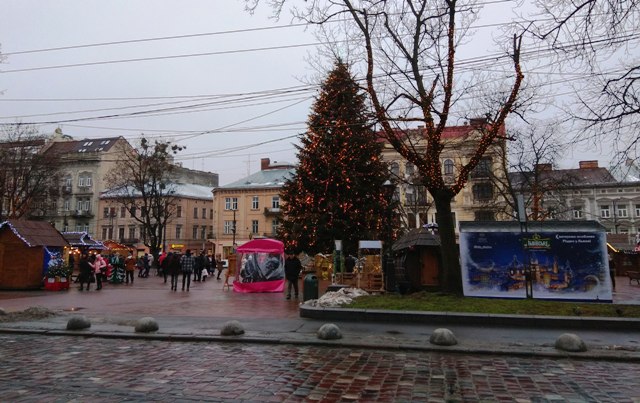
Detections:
1,333,639,402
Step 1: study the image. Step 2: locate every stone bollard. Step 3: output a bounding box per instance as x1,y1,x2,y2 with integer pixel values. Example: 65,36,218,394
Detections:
134,317,159,333
66,315,91,330
317,323,342,340
429,328,458,346
220,320,245,336
555,333,587,352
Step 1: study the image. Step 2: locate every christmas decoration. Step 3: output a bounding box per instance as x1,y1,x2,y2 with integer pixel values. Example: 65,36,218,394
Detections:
279,60,396,255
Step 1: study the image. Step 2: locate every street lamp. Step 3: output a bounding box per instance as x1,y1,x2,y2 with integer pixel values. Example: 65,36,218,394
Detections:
232,209,237,252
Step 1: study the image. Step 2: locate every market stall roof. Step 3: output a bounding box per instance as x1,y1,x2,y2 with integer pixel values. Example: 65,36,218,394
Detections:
237,238,284,254
1,220,68,248
61,231,105,249
392,228,441,252
102,240,130,251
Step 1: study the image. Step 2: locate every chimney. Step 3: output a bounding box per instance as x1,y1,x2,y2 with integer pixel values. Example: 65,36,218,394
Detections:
261,158,271,170
469,117,487,128
579,160,599,169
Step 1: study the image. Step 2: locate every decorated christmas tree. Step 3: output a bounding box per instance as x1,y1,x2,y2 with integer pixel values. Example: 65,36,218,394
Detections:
279,60,394,254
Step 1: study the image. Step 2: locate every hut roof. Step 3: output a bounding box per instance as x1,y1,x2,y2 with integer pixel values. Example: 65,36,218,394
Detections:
61,231,105,249
392,228,440,252
0,220,68,248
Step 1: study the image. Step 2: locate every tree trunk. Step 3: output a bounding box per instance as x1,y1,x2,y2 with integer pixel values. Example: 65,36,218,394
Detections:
432,189,463,294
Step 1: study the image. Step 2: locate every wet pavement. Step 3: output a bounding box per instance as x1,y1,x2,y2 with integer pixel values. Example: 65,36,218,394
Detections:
0,274,639,401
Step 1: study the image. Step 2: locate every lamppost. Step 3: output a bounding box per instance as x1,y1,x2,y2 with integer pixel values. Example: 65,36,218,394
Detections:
232,209,237,253
382,180,396,292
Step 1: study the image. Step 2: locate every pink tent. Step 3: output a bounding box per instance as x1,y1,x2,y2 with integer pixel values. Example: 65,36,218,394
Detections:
233,239,285,293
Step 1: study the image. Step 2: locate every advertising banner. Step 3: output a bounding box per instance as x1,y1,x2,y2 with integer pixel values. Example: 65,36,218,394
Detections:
460,230,612,301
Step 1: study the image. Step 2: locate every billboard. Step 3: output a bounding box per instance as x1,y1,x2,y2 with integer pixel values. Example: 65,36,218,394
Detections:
459,224,612,301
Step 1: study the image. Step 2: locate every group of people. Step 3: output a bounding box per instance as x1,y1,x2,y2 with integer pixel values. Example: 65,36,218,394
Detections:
157,250,226,291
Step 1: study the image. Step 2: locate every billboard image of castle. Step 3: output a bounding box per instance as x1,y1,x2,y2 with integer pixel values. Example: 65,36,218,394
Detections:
459,221,612,301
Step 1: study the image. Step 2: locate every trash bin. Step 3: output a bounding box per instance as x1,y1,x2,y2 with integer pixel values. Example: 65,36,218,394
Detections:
303,274,318,301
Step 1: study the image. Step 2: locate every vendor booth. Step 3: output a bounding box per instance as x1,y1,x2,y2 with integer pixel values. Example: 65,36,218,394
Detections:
392,227,441,292
0,220,69,290
233,238,285,293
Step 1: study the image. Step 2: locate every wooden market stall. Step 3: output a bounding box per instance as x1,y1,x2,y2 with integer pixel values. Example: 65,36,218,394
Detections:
391,227,441,292
0,220,69,290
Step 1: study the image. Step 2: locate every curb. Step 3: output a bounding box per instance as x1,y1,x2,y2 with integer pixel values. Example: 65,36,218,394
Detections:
299,305,640,330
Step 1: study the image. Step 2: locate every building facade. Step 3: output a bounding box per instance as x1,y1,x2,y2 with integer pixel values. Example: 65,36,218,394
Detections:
212,158,295,258
36,131,133,235
98,183,215,254
380,119,508,233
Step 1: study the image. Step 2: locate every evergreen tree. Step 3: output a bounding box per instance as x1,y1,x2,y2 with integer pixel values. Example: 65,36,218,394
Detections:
279,60,394,254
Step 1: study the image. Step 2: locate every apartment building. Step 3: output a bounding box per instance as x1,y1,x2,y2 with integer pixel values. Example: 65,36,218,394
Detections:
511,160,640,250
380,119,508,232
98,183,215,254
38,130,133,235
212,158,295,258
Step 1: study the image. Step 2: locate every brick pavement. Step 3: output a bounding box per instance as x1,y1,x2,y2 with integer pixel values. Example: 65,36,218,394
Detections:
1,333,639,402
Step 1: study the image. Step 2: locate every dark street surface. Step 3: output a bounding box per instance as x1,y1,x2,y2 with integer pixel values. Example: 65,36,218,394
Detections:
0,273,639,401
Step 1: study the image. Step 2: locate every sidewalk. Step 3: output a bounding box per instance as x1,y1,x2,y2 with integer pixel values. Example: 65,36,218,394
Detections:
0,274,639,362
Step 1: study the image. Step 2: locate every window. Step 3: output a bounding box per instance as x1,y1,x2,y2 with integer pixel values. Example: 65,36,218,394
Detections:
225,197,238,210
128,227,136,239
193,226,198,239
175,225,182,239
472,158,492,178
224,221,234,234
210,209,213,219
130,207,136,218
120,206,126,218
636,204,640,217
102,227,108,240
118,227,125,240
272,196,280,209
176,206,182,218
405,163,415,177
617,205,628,218
64,177,72,187
103,207,109,218
251,220,259,234
390,162,400,176
472,183,493,201
252,196,259,210
63,200,70,211
444,159,454,175
202,208,207,219
601,205,611,218
193,207,198,219
271,218,280,235
201,226,207,240
573,207,583,219
474,211,495,221
78,173,92,187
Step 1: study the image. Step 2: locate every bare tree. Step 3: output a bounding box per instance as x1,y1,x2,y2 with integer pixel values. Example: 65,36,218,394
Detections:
104,137,184,261
0,124,61,221
247,0,524,293
491,123,578,221
530,0,640,164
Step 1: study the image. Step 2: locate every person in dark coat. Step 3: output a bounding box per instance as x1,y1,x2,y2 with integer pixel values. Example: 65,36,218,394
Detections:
284,250,302,300
168,253,181,291
77,254,93,291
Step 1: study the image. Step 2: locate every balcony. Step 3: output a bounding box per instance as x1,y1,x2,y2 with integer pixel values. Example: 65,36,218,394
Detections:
263,207,282,217
72,209,94,218
61,186,72,194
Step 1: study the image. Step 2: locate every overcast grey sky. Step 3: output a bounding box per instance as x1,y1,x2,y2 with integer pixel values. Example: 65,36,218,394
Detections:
0,1,622,185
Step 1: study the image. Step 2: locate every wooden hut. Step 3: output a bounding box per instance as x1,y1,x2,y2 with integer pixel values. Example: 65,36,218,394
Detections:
392,227,441,292
0,220,69,290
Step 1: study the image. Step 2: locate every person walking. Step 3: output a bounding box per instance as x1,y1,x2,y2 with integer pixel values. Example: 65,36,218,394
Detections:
180,249,195,291
284,250,302,300
160,252,171,284
92,254,106,291
141,253,150,278
193,251,205,282
77,254,93,291
215,254,224,280
124,252,136,284
168,252,181,291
